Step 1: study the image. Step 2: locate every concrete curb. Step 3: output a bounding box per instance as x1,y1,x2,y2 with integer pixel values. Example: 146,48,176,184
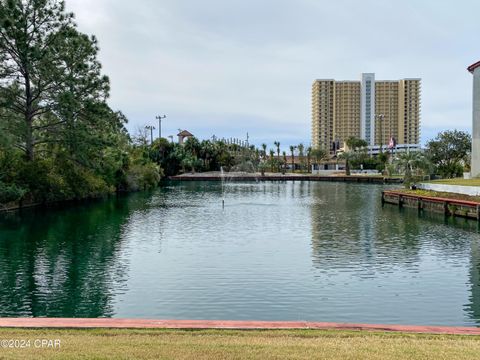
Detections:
0,319,479,335
418,183,480,197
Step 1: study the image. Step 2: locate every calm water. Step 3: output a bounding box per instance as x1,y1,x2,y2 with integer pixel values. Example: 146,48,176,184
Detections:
1,181,480,326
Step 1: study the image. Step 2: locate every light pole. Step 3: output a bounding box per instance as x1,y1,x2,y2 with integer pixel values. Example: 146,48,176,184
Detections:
375,114,384,153
156,115,167,139
145,125,155,144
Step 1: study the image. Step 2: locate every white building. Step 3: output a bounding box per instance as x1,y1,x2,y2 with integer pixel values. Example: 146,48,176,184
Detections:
469,60,480,178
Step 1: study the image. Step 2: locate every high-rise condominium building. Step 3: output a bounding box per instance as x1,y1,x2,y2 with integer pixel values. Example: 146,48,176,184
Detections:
311,73,421,152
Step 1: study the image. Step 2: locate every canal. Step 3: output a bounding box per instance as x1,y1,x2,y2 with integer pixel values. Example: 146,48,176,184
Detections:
0,181,479,326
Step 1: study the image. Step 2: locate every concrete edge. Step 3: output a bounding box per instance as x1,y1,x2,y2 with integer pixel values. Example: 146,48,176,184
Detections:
418,183,480,197
0,319,479,335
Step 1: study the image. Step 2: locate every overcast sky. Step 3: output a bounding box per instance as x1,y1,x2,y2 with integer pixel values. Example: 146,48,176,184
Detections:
66,0,479,149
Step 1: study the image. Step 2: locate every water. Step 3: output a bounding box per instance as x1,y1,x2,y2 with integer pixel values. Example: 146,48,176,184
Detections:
1,181,480,326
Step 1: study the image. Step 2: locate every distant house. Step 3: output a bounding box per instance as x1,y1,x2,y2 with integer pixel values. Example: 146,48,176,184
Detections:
177,130,194,145
274,155,308,171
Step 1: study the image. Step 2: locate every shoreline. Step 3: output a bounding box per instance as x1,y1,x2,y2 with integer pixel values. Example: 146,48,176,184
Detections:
382,190,480,221
1,175,402,213
170,172,403,184
0,188,154,214
0,318,479,335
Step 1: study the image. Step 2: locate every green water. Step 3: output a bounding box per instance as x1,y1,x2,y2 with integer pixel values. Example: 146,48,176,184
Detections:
1,181,480,326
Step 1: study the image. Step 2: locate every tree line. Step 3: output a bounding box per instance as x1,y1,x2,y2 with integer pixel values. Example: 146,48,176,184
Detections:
0,0,315,209
0,0,160,206
0,1,474,208
339,130,472,185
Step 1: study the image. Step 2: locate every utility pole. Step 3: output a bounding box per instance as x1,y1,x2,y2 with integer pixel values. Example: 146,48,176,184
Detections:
145,125,155,144
156,115,167,139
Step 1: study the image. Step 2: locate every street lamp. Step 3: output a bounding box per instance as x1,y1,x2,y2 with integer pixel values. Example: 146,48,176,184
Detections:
145,125,155,144
156,115,167,139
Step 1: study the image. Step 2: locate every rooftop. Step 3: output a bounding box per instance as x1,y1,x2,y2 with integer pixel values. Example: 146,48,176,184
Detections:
468,60,480,73
177,130,193,137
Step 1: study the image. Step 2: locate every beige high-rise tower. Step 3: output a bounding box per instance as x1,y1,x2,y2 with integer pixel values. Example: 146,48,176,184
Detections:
311,74,421,153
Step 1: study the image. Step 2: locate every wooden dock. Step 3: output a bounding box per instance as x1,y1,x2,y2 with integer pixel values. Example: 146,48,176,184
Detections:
382,190,480,221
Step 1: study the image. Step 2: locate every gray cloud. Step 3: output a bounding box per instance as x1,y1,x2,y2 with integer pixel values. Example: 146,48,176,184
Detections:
67,0,479,148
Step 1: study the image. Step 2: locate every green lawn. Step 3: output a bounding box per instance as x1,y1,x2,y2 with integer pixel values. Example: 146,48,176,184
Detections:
393,189,480,203
428,178,480,186
1,328,480,359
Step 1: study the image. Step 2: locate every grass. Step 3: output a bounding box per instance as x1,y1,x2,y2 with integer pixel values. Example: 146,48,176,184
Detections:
0,328,480,359
428,178,480,186
393,189,480,203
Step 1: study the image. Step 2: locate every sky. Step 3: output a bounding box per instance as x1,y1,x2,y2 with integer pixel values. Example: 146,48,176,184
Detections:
66,0,479,150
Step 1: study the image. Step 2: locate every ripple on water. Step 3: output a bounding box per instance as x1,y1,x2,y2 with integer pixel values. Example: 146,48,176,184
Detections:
1,181,480,326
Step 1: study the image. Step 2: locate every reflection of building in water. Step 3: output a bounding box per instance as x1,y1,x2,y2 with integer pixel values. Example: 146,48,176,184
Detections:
310,184,421,272
468,239,480,325
310,183,368,270
372,206,422,265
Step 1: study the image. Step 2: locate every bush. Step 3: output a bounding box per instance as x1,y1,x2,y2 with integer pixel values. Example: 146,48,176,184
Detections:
16,159,53,202
65,169,113,200
437,162,464,179
125,163,161,191
14,157,115,203
0,181,27,204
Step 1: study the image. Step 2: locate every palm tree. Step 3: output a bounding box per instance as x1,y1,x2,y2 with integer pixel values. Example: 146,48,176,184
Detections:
338,151,355,176
306,146,312,173
289,145,296,172
394,151,430,187
269,149,275,172
185,137,200,155
274,141,280,172
311,148,327,165
297,143,305,172
282,151,287,174
261,143,267,160
199,140,215,170
346,137,368,151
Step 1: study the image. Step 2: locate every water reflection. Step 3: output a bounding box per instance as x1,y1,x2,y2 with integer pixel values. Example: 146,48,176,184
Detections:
1,182,480,325
310,184,422,272
467,239,480,325
0,193,151,317
309,183,480,325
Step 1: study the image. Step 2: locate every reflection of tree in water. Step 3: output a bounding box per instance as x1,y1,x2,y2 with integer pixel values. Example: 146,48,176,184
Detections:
0,193,151,317
310,184,422,273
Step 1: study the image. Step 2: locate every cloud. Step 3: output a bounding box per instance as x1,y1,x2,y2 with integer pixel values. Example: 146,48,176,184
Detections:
66,0,480,148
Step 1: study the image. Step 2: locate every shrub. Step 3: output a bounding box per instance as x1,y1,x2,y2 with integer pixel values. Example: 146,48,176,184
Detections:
125,163,161,191
0,181,27,204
